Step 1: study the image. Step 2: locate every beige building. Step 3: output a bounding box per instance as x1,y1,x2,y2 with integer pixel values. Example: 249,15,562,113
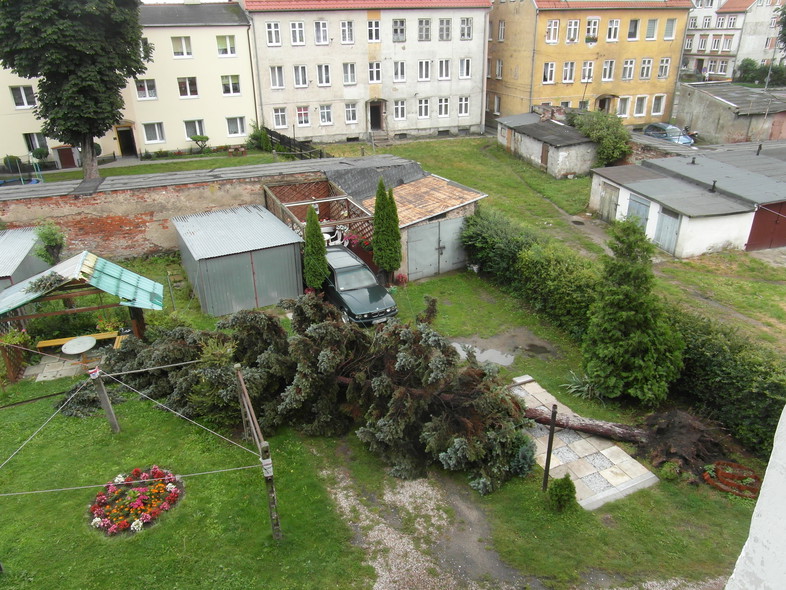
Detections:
487,0,692,126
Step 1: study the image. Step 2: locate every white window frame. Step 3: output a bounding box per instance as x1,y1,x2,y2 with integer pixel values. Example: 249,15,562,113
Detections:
640,58,653,79
703,16,712,28
266,22,281,46
345,103,358,124
226,116,246,136
499,20,506,41
221,74,240,96
368,20,380,42
664,18,676,40
290,22,305,46
646,19,658,40
581,60,594,82
689,17,698,29
393,19,406,42
270,66,284,89
586,18,599,41
394,61,406,82
458,96,469,117
602,60,615,81
628,19,639,40
493,95,501,115
658,58,670,79
341,21,354,44
343,63,356,85
717,16,727,29
634,96,647,117
177,76,198,98
317,64,331,87
543,62,556,83
184,119,205,139
460,17,473,40
296,105,310,127
418,60,431,81
651,94,666,115
273,107,287,129
496,59,503,79
369,62,381,83
698,37,707,51
563,61,575,82
314,21,329,45
172,36,192,58
394,100,406,120
143,122,165,144
711,38,721,51
418,98,430,118
718,60,728,75
135,79,156,100
459,58,471,79
685,36,694,51
418,18,431,41
567,19,579,42
607,19,620,41
294,65,308,88
546,20,559,43
217,35,236,56
319,104,333,125
622,59,635,80
438,59,450,80
439,18,451,41
438,97,449,117
728,16,737,28
616,96,630,117
722,38,732,51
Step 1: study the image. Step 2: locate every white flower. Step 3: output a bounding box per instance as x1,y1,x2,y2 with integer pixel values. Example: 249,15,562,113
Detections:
130,519,143,532
91,517,103,528
113,474,126,484
165,483,177,492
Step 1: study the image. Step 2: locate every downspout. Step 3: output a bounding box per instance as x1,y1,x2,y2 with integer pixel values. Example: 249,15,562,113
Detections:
529,6,538,112
246,12,262,128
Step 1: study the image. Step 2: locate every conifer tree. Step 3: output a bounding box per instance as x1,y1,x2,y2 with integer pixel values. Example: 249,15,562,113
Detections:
372,179,402,285
303,206,328,289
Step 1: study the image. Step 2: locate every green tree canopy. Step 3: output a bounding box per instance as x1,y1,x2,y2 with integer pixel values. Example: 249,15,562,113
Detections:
303,206,329,289
372,179,402,283
581,219,683,406
0,0,151,179
569,110,632,167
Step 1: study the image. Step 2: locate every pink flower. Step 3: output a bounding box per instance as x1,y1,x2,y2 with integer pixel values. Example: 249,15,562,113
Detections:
139,513,152,523
140,472,150,480
160,502,171,511
108,524,119,535
101,518,111,528
106,484,117,493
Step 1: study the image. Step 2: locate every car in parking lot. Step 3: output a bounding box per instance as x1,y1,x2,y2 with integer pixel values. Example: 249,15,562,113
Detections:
642,122,695,146
323,246,398,325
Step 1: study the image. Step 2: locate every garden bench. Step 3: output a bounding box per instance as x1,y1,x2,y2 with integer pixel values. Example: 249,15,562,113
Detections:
36,331,119,351
113,334,129,349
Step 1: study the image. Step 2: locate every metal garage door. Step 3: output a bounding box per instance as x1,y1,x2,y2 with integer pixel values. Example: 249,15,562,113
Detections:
654,208,680,255
407,217,466,281
747,201,786,250
627,194,651,230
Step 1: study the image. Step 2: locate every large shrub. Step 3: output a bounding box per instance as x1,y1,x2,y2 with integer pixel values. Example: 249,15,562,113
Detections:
568,110,632,167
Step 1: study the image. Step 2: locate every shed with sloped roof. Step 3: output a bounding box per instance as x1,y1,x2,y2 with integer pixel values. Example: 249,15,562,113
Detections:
0,227,50,291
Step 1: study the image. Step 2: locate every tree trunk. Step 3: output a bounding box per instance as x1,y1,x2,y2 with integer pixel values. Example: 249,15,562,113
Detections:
81,136,99,180
524,407,649,444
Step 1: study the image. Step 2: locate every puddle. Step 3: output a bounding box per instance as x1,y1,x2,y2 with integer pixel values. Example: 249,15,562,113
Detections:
525,343,550,355
452,343,515,366
571,220,585,226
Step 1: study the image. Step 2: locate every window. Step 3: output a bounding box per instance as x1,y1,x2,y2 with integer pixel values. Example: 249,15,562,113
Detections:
607,19,620,41
546,20,559,43
646,19,657,40
664,18,676,39
439,18,451,41
634,96,647,116
543,62,556,83
640,58,652,79
418,60,431,81
566,19,579,42
487,58,491,78
184,119,205,139
312,21,328,46
561,101,571,108
493,95,501,115
294,65,308,87
718,60,728,75
766,37,776,49
341,21,354,43
178,77,198,97
458,96,469,116
586,18,599,41
711,38,720,51
273,107,287,129
702,16,711,28
393,19,406,42
602,59,615,81
728,16,737,27
270,66,285,89
394,61,407,82
698,37,707,50
394,100,406,120
717,16,726,29
689,17,697,29
418,18,431,41
722,37,732,51
496,59,503,79
135,79,156,100
345,103,358,124
227,117,245,136
217,35,236,57
622,59,635,80
685,36,694,51
616,96,630,117
499,20,506,41
581,60,594,82
266,22,281,46
172,36,192,57
222,75,240,95
291,22,305,45
343,63,356,85
707,59,717,72
369,62,381,83
23,133,46,151
579,100,589,109
438,97,449,117
143,122,165,143
460,18,473,40
628,19,639,40
438,59,450,80
297,106,310,126
368,20,380,42
652,94,665,115
319,104,332,125
418,98,429,118
563,61,575,82
459,58,471,78
317,64,331,86
658,57,670,78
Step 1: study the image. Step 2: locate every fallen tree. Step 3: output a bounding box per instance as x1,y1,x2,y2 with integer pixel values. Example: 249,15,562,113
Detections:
523,406,649,444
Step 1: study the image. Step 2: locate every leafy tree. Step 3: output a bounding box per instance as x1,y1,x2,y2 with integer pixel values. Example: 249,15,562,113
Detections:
34,219,66,265
582,220,683,406
190,135,209,154
778,6,786,51
372,179,402,285
569,110,632,167
0,0,151,179
303,206,329,289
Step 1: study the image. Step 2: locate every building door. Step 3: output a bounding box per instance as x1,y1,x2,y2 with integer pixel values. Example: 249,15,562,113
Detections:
654,207,680,254
369,103,383,131
596,96,612,112
747,201,786,250
599,182,619,222
407,217,467,280
55,147,77,169
116,126,137,156
627,194,651,230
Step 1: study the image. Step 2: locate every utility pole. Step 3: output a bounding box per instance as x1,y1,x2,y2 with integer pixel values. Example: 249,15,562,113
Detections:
89,368,120,433
234,364,282,540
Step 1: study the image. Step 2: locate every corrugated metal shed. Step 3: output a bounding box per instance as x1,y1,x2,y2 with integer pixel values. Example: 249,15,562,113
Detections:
0,228,44,280
0,251,163,317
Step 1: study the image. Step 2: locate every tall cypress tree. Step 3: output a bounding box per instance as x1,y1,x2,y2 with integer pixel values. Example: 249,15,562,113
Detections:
303,206,329,289
373,179,402,285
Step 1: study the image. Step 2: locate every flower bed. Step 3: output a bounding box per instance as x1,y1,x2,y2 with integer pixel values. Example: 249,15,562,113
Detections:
702,461,760,499
88,466,184,535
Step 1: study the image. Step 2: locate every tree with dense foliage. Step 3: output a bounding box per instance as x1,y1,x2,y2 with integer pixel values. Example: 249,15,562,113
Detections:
34,219,66,265
569,110,632,167
778,6,786,50
303,206,329,289
0,0,151,179
372,180,402,285
582,220,683,406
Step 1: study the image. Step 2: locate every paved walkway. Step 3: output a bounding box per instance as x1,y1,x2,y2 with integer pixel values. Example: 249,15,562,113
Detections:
510,375,659,510
23,350,101,381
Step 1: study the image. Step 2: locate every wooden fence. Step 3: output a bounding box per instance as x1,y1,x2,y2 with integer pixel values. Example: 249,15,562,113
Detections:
264,127,334,160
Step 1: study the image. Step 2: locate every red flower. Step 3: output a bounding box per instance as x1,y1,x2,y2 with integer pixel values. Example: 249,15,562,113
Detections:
117,520,130,530
131,468,143,478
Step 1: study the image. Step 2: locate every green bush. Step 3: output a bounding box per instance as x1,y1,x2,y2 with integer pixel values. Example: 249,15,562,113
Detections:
31,147,49,161
246,121,272,151
547,474,577,512
3,154,21,172
568,110,632,167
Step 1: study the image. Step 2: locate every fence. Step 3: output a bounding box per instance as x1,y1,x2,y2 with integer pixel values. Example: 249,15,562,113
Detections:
264,127,334,160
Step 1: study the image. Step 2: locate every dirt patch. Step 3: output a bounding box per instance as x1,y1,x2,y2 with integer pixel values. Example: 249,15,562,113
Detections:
452,327,560,362
748,246,786,268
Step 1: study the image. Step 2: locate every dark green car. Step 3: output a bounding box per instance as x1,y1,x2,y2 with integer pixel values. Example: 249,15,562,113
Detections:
323,246,398,325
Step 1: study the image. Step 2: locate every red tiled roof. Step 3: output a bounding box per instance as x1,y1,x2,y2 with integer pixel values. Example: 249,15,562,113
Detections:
535,0,692,9
716,0,755,13
245,0,491,11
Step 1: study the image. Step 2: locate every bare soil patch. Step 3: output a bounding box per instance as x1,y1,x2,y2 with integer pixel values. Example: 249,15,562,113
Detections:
452,327,560,362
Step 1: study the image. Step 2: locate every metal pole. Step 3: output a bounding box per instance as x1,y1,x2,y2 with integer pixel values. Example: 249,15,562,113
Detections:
541,404,558,492
89,368,120,433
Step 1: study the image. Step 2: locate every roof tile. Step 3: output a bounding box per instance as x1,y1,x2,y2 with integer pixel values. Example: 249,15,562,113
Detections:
245,0,490,10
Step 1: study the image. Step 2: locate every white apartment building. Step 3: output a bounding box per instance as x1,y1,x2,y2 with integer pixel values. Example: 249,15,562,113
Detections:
245,0,490,142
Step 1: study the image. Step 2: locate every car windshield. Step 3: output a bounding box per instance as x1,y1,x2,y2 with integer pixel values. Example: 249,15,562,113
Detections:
336,267,377,291
664,127,682,137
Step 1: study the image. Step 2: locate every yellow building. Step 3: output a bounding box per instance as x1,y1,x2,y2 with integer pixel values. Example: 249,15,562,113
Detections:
487,0,692,125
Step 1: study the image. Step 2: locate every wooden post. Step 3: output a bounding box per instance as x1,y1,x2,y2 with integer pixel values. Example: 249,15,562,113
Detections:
234,364,283,540
541,404,558,492
89,368,121,433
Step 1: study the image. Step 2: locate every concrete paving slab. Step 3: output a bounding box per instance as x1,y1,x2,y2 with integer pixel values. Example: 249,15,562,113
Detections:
567,458,597,479
568,438,598,458
599,465,631,487
601,446,632,464
573,478,595,502
617,458,650,479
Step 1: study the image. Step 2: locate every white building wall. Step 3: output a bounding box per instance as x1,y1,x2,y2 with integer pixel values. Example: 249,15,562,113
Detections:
737,1,786,67
250,8,488,142
726,405,786,590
